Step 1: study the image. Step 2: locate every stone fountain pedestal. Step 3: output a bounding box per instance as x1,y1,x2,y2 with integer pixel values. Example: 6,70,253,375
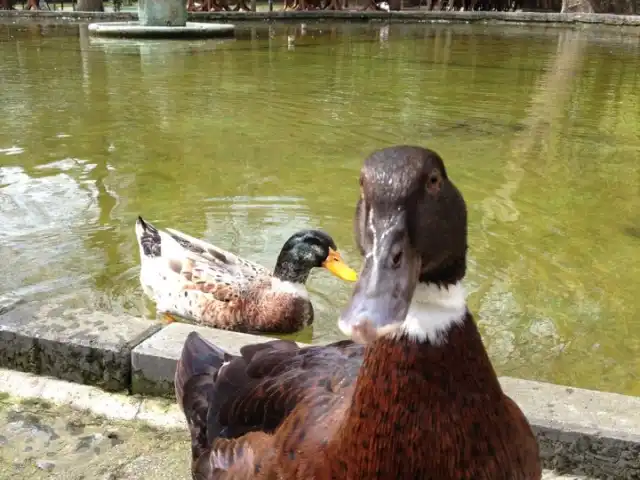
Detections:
88,0,234,39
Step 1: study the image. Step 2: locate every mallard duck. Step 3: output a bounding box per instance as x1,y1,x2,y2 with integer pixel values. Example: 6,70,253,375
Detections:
135,217,357,334
175,146,542,479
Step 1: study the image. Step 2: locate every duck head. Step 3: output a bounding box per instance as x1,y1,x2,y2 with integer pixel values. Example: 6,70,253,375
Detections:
339,145,468,344
273,229,358,284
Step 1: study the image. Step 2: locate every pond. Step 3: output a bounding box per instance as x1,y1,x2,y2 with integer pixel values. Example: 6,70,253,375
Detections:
0,19,638,396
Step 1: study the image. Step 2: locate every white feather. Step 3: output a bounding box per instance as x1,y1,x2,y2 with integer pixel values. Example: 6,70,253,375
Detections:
339,282,467,344
398,282,467,344
270,277,310,300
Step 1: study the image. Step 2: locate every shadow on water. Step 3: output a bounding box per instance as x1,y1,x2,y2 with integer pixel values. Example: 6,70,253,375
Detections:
0,21,639,394
624,226,640,239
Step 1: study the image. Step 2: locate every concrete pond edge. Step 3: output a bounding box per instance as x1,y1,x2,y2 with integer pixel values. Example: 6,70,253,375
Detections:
1,307,639,478
2,9,640,26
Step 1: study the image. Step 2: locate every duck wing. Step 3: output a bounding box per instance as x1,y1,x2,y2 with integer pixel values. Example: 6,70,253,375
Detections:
136,218,273,305
165,226,271,281
175,332,363,478
166,226,276,305
192,432,272,479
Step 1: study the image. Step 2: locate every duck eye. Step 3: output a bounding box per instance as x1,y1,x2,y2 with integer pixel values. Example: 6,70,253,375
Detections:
391,250,403,268
426,170,442,194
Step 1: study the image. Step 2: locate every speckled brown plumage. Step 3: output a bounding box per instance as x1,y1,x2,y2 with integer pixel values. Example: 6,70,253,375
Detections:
135,217,354,334
182,277,314,333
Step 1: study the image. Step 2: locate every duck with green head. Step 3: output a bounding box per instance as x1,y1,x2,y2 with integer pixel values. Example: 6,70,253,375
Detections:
135,217,357,334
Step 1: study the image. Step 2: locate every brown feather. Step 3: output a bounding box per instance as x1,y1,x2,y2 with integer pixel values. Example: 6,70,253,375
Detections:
315,313,541,480
178,313,541,480
175,332,364,479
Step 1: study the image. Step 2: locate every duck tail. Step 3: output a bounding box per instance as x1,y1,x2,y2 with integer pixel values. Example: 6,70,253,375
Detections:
175,332,230,460
135,216,162,258
175,331,228,408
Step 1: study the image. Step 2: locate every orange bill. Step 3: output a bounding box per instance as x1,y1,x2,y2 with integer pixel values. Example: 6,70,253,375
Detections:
321,248,358,282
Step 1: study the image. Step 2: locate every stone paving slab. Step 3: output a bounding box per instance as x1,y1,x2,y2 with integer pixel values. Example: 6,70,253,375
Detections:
501,377,640,479
130,322,307,397
0,385,591,479
0,303,161,392
0,368,186,430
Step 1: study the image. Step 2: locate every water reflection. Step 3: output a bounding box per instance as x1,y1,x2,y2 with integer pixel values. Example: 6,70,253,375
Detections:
478,28,590,375
0,22,639,394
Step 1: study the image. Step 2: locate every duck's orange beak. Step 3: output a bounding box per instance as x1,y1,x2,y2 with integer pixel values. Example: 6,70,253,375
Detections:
322,248,358,282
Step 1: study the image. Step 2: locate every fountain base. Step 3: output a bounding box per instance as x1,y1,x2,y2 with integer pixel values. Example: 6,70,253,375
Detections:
87,21,235,39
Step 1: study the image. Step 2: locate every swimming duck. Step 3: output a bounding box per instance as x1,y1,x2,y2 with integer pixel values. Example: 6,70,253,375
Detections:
135,217,357,334
175,145,542,479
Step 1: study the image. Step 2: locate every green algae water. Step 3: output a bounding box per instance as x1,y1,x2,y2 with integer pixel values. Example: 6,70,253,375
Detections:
0,21,638,396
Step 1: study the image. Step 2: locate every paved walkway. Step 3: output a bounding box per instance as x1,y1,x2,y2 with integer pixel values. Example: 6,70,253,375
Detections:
0,369,591,480
0,396,190,479
0,398,590,480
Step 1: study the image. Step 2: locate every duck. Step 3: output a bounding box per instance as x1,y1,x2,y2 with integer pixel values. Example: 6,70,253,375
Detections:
135,217,357,334
174,145,542,479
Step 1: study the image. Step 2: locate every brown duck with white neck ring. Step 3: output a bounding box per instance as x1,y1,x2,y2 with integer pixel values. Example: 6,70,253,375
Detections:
175,145,542,480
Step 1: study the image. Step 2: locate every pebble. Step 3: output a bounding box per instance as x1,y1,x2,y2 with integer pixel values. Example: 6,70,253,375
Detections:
36,459,56,471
